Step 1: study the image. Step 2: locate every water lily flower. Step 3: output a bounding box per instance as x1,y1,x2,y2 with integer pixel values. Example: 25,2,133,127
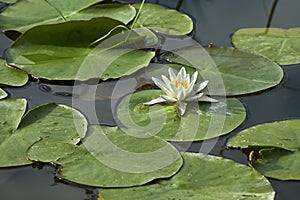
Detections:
144,67,218,116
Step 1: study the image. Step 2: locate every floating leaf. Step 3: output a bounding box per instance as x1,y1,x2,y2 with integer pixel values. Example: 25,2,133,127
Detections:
6,18,155,81
0,0,136,32
28,125,183,187
227,119,300,151
161,47,283,96
254,148,300,180
0,101,87,167
232,28,300,65
117,90,246,141
132,3,193,35
0,58,28,86
0,88,7,99
227,119,300,180
0,0,17,3
99,152,275,200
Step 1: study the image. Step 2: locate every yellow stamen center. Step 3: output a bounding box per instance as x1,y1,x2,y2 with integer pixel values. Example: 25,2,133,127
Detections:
173,79,189,89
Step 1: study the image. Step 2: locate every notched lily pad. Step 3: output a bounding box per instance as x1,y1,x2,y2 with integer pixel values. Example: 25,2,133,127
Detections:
132,3,193,35
117,90,246,141
254,148,300,180
0,58,28,86
99,152,275,200
5,18,155,81
227,119,300,180
0,101,87,167
0,0,136,33
28,125,183,187
232,27,300,65
161,47,283,96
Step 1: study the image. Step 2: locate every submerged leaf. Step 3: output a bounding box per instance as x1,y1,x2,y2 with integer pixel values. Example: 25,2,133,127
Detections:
99,152,275,200
6,18,155,81
117,90,246,141
28,125,183,187
132,3,193,35
232,28,300,65
0,58,28,86
0,0,136,32
161,47,283,96
227,119,300,180
0,101,87,167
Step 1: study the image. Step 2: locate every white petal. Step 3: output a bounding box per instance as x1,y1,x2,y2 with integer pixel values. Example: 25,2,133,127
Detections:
170,81,179,95
186,73,190,84
184,84,195,98
176,85,186,101
152,77,172,96
168,67,177,81
198,95,218,102
176,101,188,116
191,71,198,85
177,67,186,80
185,93,204,102
161,75,175,97
161,95,177,102
194,80,209,93
152,77,167,89
144,96,167,105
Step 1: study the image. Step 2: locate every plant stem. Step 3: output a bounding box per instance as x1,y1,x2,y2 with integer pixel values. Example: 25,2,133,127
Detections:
176,0,184,11
265,0,279,34
130,0,146,30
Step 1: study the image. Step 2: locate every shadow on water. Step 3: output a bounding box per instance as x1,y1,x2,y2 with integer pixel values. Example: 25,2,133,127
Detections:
1,0,300,199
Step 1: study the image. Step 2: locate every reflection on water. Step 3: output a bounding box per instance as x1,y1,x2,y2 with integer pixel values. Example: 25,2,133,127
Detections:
1,0,300,200
0,165,96,200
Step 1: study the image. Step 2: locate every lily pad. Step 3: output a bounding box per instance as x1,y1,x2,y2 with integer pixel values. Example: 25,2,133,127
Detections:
0,88,7,99
254,148,300,180
117,90,246,141
5,18,155,81
28,125,183,187
0,101,87,167
227,119,300,151
227,119,300,180
99,152,275,200
232,28,300,65
0,58,28,86
161,47,283,96
132,3,193,35
0,0,17,3
0,0,136,32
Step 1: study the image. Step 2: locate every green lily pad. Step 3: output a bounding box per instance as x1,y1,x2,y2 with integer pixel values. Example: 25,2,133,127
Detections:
5,18,155,81
28,125,183,187
227,119,300,151
227,119,300,180
117,90,246,141
99,152,275,200
0,58,28,86
0,0,17,3
0,101,87,167
161,47,283,96
132,3,193,35
0,89,7,99
254,148,300,180
0,0,136,32
232,28,300,65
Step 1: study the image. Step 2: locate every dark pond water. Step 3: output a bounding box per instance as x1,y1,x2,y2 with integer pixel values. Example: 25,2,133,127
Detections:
1,0,300,199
